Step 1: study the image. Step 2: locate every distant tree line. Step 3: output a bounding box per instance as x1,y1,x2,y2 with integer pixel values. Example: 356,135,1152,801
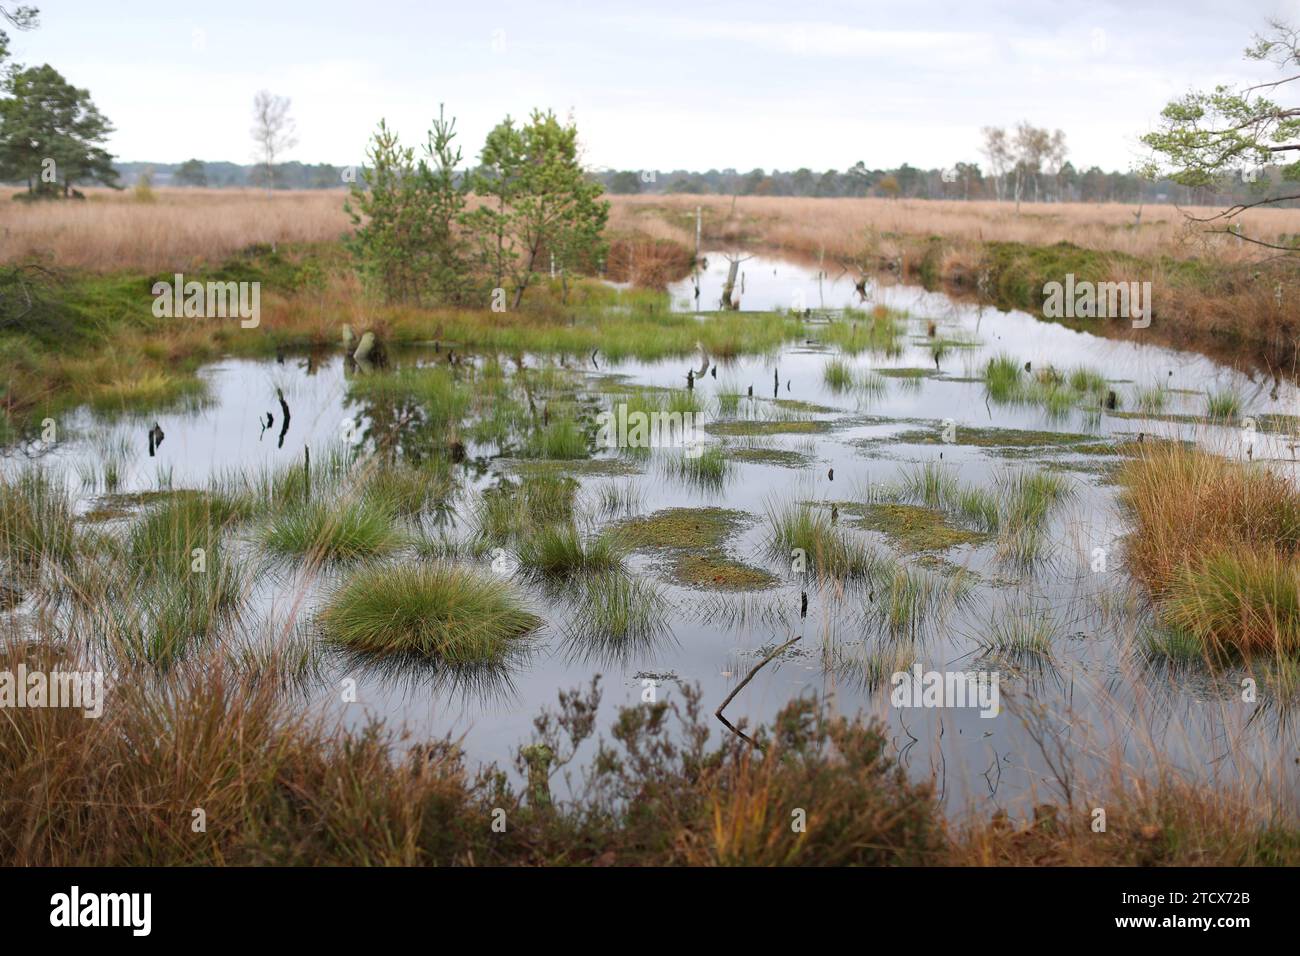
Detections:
110,160,347,190
591,161,1300,207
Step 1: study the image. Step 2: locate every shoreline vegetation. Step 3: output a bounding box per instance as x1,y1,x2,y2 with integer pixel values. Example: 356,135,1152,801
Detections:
2,642,1296,866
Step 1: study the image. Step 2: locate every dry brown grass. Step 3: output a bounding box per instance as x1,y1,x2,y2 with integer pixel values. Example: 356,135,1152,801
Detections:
1118,442,1300,597
0,187,352,272
1118,442,1300,655
953,779,1298,865
9,187,1300,275
610,193,1300,264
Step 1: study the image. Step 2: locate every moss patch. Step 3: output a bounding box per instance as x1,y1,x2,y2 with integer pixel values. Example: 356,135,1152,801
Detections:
876,367,937,379
506,457,641,478
859,425,1116,459
730,447,812,468
773,398,837,414
705,419,830,437
617,507,748,551
670,551,779,590
856,503,990,553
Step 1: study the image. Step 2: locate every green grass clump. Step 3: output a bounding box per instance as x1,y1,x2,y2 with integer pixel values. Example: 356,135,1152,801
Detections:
667,445,731,489
766,499,882,582
978,605,1058,660
64,491,248,667
0,467,76,573
983,354,1022,401
261,498,405,563
821,308,905,356
995,469,1076,566
1132,384,1168,414
823,358,855,391
360,460,454,516
476,474,577,542
320,563,541,662
1067,366,1107,397
347,366,470,432
515,524,626,578
562,571,673,664
863,563,974,641
1205,389,1243,421
900,462,958,510
953,486,1001,533
1162,550,1300,655
998,469,1075,534
523,418,589,459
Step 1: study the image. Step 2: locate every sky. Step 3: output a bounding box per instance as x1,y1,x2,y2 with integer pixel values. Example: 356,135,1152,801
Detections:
7,0,1300,174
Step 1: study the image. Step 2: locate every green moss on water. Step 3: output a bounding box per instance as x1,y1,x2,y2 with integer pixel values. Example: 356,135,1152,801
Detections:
859,425,1116,458
507,457,642,478
856,503,990,553
617,507,749,551
1104,410,1208,426
876,367,937,379
773,398,837,414
730,447,812,468
705,419,830,437
670,550,779,590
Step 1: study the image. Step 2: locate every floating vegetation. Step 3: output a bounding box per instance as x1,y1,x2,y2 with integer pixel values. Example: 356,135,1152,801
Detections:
670,551,780,590
729,446,812,468
876,367,936,379
705,419,830,437
618,507,749,551
856,503,990,553
856,424,1115,460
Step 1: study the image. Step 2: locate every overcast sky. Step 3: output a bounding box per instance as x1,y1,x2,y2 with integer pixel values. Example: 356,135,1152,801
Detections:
8,0,1300,173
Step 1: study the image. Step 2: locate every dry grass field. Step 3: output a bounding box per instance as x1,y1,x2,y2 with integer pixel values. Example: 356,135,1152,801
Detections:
610,194,1300,264
5,187,1299,274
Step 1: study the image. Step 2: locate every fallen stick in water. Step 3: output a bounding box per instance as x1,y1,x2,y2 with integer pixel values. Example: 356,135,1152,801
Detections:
715,634,802,750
